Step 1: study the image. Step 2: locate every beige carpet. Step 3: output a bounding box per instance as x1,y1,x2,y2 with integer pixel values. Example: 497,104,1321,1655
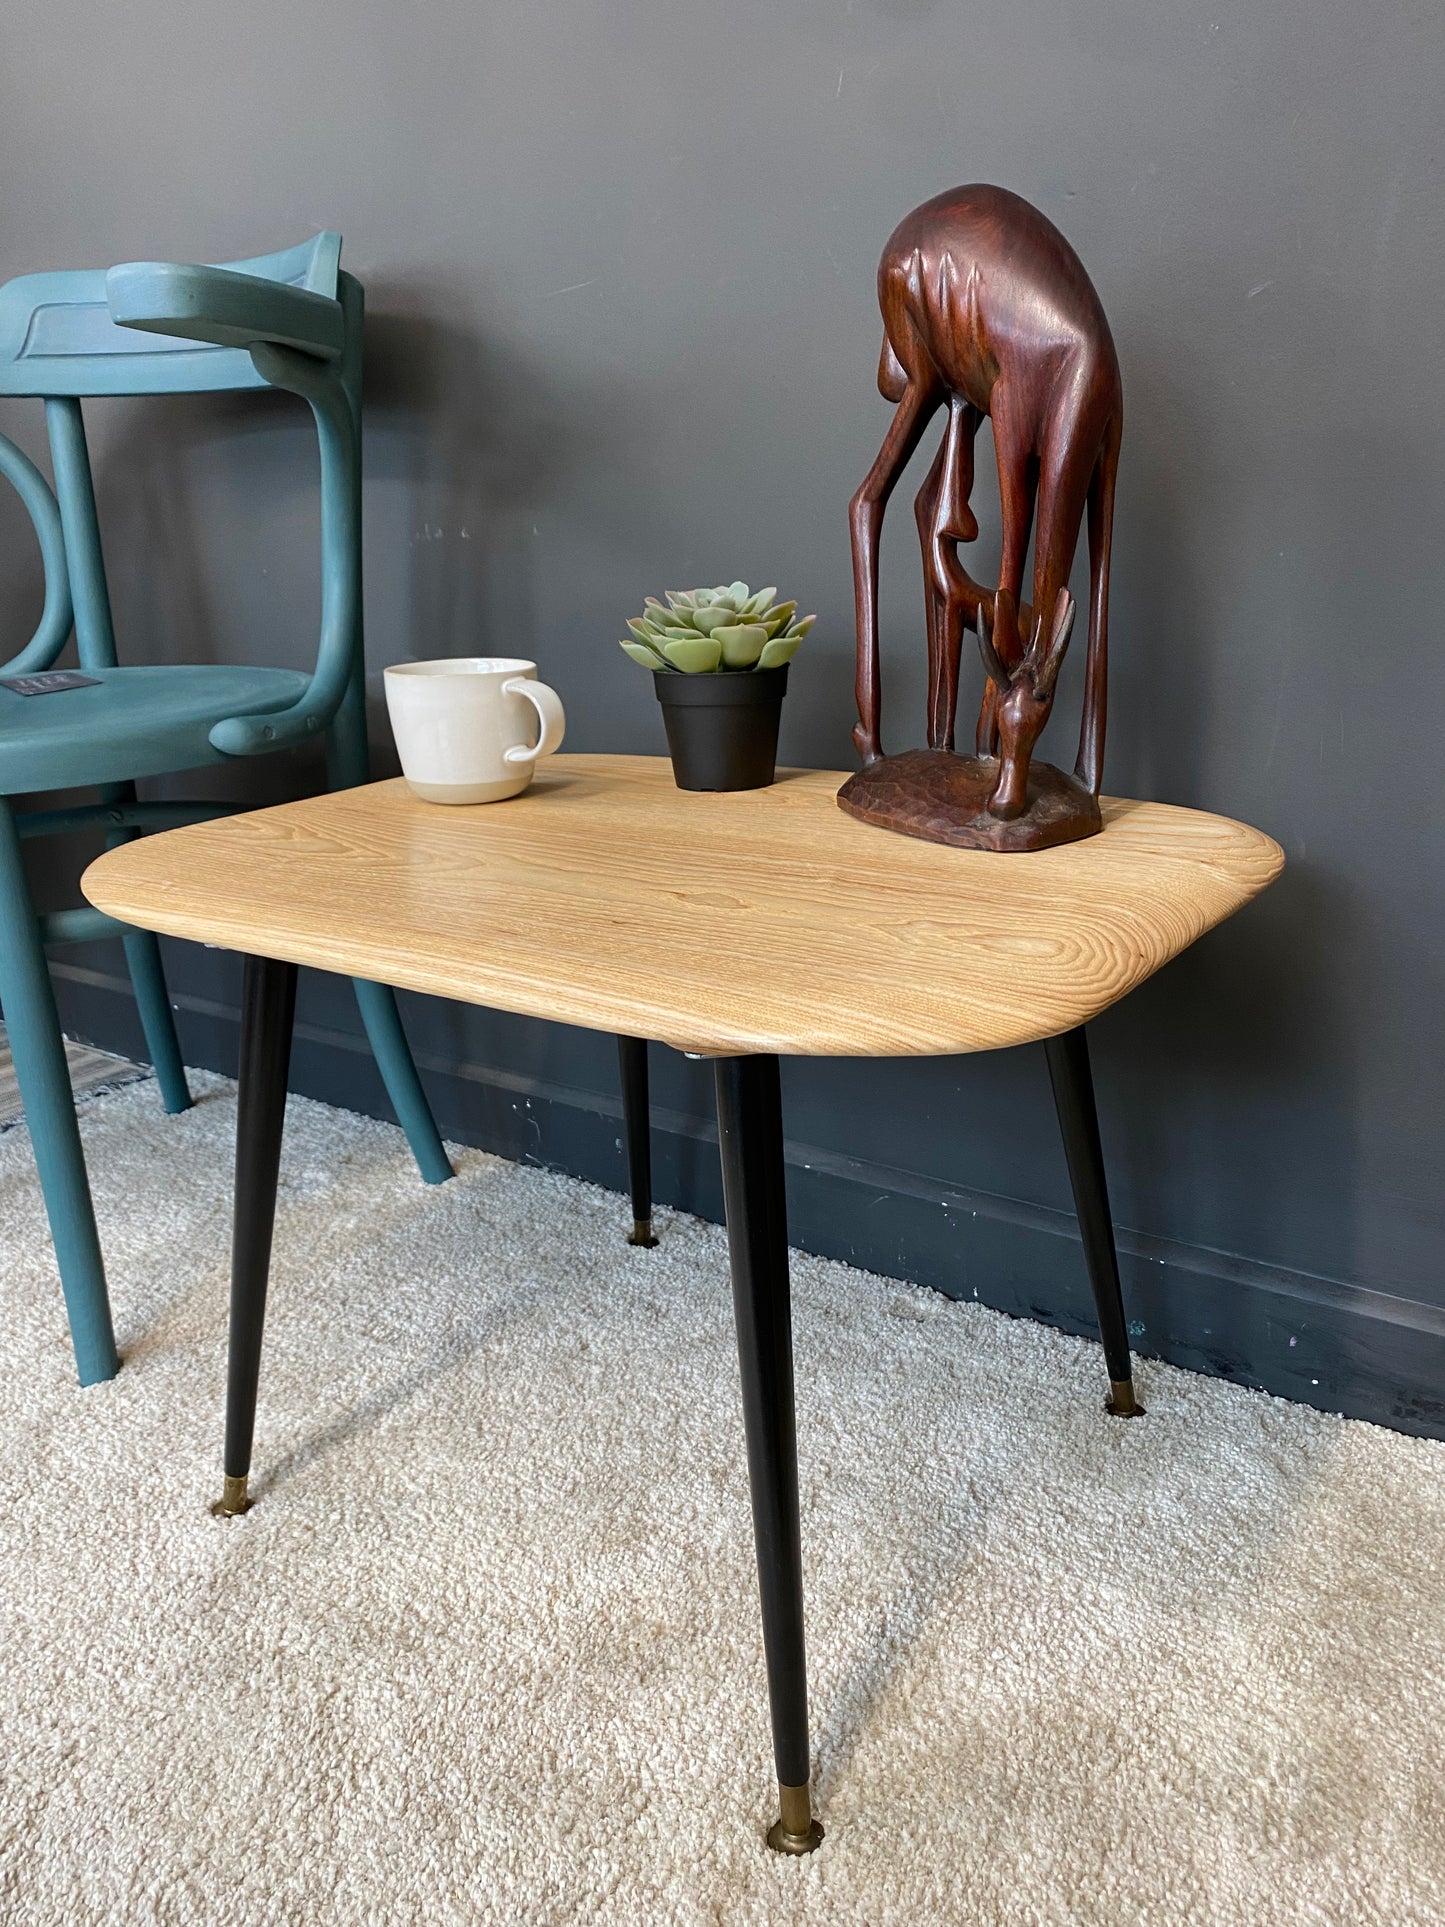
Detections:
1,1074,1442,1926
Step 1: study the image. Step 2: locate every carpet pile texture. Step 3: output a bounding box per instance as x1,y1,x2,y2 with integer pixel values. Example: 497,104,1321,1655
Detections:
1,1072,1442,1924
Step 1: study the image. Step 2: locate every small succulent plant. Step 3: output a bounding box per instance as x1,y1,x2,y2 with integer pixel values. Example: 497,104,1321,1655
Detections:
619,583,816,673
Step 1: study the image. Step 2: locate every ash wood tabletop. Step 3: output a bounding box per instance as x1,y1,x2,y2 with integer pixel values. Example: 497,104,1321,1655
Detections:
81,754,1282,1058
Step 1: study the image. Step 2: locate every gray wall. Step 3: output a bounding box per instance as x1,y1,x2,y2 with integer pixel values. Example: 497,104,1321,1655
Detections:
5,4,1444,1430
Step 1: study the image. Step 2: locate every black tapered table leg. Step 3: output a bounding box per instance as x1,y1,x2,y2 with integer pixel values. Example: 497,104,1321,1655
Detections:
213,954,298,1516
713,1054,823,1855
1043,1024,1144,1418
617,1035,657,1247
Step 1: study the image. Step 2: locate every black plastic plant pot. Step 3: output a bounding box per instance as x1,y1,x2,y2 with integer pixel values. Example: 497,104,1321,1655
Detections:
653,665,789,792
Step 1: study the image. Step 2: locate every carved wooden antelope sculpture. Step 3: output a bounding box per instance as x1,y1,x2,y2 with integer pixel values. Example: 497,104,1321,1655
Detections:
839,184,1123,850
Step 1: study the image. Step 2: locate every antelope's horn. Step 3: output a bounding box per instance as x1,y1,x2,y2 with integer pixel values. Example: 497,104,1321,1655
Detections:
1029,588,1076,697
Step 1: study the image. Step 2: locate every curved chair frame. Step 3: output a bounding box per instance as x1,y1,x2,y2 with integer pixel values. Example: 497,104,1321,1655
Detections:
0,234,451,1386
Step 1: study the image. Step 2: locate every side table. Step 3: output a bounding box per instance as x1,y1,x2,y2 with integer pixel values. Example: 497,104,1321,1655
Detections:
83,755,1282,1852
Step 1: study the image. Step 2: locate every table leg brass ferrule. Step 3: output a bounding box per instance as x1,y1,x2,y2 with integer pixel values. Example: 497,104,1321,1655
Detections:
1106,1377,1145,1419
627,1217,659,1249
767,1780,824,1855
211,1473,251,1518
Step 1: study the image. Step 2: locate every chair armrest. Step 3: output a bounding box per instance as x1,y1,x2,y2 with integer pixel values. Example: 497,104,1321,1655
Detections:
0,433,73,675
207,342,359,760
105,261,344,361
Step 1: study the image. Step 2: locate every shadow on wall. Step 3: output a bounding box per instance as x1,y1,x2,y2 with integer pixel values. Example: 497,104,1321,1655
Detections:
18,279,641,785
1104,338,1217,812
10,283,632,921
1083,337,1365,1300
359,279,638,729
1098,287,1445,1309
1097,865,1361,1295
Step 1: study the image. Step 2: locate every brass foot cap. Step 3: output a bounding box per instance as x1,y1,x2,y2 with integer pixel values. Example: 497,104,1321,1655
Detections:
627,1218,659,1249
1106,1378,1145,1419
210,1473,251,1518
767,1783,824,1854
767,1816,825,1855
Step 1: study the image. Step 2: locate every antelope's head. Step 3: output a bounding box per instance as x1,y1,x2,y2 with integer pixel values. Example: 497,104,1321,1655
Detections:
976,587,1076,820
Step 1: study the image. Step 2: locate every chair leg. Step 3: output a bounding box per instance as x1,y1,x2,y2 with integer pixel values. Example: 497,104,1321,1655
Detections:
350,977,453,1185
714,1054,823,1855
103,788,190,1115
214,954,297,1517
1043,1025,1144,1418
121,930,191,1115
323,682,451,1187
617,1035,657,1247
0,799,118,1385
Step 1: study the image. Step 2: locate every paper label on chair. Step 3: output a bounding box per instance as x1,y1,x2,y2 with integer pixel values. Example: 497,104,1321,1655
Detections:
0,671,101,696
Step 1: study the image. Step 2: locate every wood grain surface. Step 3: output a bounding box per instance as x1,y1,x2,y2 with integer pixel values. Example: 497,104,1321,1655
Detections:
81,756,1283,1058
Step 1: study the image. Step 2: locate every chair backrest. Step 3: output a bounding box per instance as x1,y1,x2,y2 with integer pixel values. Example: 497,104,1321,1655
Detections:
0,234,360,688
0,233,341,398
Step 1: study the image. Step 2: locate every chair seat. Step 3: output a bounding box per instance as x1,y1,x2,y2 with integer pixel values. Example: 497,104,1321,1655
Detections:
0,664,311,795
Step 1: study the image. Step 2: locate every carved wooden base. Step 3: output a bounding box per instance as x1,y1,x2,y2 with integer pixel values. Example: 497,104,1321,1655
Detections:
836,748,1102,853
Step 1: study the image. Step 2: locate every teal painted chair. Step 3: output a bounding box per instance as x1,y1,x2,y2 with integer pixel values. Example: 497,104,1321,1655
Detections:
0,233,453,1387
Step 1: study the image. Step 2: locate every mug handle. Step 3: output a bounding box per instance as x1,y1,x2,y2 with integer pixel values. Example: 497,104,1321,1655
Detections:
502,678,566,765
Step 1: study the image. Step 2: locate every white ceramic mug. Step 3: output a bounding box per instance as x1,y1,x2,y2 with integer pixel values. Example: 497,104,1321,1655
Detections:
383,657,566,804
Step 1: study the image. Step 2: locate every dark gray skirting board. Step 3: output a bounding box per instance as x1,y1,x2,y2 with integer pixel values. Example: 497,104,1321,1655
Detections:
49,956,1445,1443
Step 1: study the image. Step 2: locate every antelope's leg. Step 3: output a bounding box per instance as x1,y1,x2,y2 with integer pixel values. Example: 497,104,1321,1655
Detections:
975,386,1036,757
1028,383,1096,690
1076,416,1120,795
913,435,948,750
932,397,984,753
848,374,941,765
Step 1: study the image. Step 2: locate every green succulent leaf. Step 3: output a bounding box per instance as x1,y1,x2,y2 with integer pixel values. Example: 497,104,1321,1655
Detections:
690,604,733,634
620,639,669,669
622,586,806,674
662,634,723,672
714,622,768,668
757,634,802,669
